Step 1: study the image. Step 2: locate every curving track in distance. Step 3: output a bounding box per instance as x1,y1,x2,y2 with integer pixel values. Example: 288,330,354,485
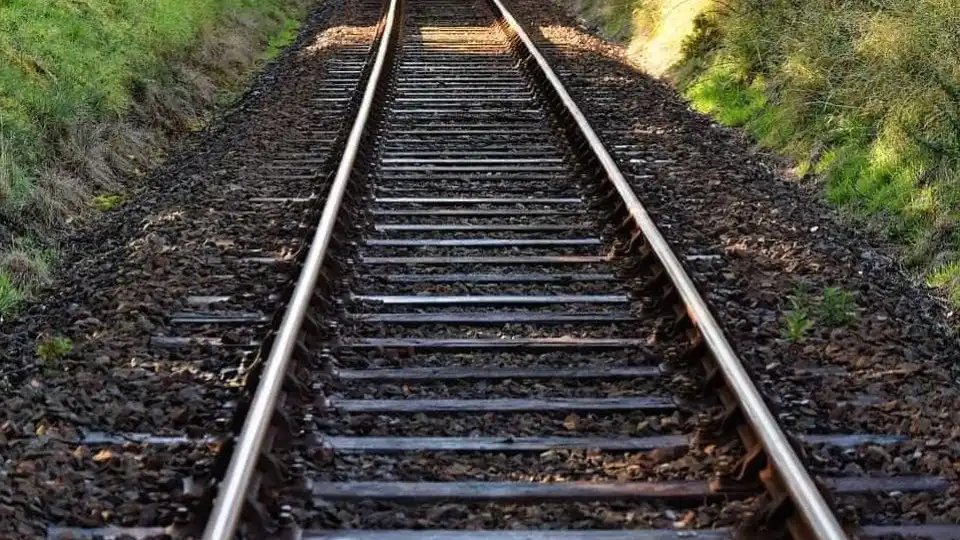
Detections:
48,0,960,539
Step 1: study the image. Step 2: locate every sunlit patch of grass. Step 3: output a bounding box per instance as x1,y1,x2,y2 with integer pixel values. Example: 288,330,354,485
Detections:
263,18,302,61
573,0,960,306
0,0,311,317
685,66,766,126
626,0,715,76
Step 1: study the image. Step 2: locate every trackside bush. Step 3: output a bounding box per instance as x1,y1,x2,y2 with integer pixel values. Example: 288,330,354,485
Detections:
565,0,960,305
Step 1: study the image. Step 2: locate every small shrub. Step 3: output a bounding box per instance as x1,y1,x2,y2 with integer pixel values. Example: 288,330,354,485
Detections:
783,309,812,343
818,287,857,327
36,336,73,363
787,282,810,310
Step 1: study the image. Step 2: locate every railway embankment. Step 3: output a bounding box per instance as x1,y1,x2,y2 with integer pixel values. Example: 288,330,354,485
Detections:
0,0,312,315
557,0,960,309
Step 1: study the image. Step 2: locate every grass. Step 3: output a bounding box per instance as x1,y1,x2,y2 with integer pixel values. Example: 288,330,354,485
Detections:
819,287,857,327
35,335,74,377
0,274,24,316
568,0,960,308
36,336,73,362
92,193,125,212
264,18,302,61
0,0,310,316
781,283,858,342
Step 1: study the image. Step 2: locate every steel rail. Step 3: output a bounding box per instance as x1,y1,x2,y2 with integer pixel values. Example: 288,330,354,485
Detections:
486,1,848,539
200,0,399,536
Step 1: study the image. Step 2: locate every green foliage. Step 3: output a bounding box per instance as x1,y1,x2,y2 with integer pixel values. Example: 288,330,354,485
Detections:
782,283,812,343
0,0,307,316
782,309,812,343
781,283,857,341
0,274,24,315
818,287,857,327
686,66,767,126
0,243,54,316
0,0,298,187
36,335,74,376
680,11,722,60
92,193,125,211
263,18,301,61
36,336,73,363
927,261,960,305
612,0,960,305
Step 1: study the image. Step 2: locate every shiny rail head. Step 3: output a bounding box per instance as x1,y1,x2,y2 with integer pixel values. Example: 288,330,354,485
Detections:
482,0,848,539
198,0,403,538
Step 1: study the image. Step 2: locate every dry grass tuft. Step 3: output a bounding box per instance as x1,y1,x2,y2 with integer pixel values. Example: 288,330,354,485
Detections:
0,247,50,289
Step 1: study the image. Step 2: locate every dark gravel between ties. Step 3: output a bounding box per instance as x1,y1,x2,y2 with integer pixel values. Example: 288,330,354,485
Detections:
505,0,960,527
0,1,382,535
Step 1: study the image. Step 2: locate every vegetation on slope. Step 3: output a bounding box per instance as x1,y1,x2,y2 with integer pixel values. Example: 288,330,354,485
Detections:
0,0,309,315
566,0,960,305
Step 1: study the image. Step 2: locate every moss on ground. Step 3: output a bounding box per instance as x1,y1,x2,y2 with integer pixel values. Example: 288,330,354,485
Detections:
564,0,960,307
0,0,311,315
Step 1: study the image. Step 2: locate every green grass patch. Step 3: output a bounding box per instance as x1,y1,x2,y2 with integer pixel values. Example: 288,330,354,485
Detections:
0,0,305,199
781,282,858,341
35,335,74,377
928,261,960,306
264,18,302,61
818,287,857,327
573,0,960,306
36,336,73,362
0,0,310,316
0,243,56,316
685,67,766,126
0,274,25,315
92,193,125,211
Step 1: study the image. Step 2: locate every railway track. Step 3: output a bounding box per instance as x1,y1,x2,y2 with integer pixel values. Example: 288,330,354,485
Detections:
45,0,960,538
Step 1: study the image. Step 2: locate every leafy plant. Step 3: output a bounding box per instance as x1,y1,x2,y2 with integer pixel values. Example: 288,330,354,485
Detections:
818,287,857,327
783,309,813,343
36,336,73,363
782,283,812,343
